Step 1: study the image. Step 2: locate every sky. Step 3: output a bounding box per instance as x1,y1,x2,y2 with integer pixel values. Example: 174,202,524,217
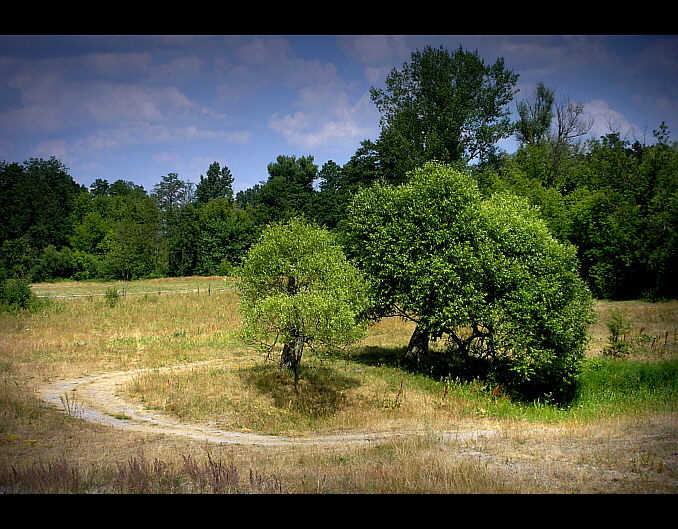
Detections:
1,34,676,194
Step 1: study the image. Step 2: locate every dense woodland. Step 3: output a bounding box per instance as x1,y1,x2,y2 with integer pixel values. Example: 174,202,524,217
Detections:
1,46,677,302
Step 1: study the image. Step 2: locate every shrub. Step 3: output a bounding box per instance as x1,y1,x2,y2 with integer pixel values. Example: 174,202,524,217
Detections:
603,308,633,357
0,274,35,312
104,287,120,308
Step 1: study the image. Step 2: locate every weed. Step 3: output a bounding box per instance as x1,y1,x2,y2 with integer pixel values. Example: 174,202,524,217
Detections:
104,287,119,308
604,308,633,357
59,392,82,418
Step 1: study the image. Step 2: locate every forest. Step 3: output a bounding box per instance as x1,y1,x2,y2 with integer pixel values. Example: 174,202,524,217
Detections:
1,46,677,303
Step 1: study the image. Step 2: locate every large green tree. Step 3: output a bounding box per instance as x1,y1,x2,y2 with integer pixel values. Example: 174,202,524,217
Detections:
0,157,84,252
370,45,518,181
344,162,594,403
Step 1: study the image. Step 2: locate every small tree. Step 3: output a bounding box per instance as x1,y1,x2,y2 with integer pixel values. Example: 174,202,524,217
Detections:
238,218,370,389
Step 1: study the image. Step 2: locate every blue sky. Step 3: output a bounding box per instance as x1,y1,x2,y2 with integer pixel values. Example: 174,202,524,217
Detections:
1,35,676,194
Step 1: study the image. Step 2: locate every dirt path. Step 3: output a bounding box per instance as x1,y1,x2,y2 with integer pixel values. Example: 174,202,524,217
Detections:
35,361,678,493
37,361,503,447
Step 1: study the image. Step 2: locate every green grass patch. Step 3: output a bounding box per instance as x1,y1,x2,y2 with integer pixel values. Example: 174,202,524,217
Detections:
461,357,678,423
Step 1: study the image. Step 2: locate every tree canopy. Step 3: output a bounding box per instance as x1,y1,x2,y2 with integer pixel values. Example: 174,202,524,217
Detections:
238,218,370,387
370,45,518,181
344,162,595,403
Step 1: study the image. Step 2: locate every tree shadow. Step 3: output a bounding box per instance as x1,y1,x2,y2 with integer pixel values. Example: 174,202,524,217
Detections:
345,345,407,368
240,364,362,418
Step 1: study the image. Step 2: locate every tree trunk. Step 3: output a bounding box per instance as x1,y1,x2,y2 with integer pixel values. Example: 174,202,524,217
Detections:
280,331,305,391
404,324,430,367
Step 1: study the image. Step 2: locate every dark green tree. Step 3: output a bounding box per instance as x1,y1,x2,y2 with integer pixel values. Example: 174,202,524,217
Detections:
167,202,201,277
89,178,110,197
195,161,234,204
0,157,84,251
370,45,518,181
252,155,318,223
101,195,166,280
151,173,195,222
515,81,555,146
195,198,260,275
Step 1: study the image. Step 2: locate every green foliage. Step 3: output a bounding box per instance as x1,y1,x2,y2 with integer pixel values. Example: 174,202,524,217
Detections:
0,273,35,312
104,287,120,308
370,45,518,180
0,237,35,279
31,245,76,282
238,218,370,382
195,162,234,204
345,162,595,403
576,357,678,412
166,198,260,277
0,157,85,251
151,172,195,220
248,155,319,224
603,309,633,357
515,82,555,146
483,121,678,300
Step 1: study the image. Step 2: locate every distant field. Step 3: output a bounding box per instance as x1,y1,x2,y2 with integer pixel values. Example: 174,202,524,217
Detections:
31,276,236,298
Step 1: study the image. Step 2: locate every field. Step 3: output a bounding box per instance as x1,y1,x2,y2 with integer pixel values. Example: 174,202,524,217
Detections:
1,277,677,494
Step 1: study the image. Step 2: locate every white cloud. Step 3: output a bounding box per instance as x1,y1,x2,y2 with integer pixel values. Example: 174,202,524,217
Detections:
268,84,378,152
81,52,153,76
31,139,68,160
76,122,250,153
583,99,642,140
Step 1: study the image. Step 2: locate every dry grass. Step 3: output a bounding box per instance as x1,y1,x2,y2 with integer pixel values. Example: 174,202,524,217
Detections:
1,278,677,494
588,299,678,357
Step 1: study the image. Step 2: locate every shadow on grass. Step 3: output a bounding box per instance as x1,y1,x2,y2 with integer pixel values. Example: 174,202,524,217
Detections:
346,345,407,368
241,363,362,418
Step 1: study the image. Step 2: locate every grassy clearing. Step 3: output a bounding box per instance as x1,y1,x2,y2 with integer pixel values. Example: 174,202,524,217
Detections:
1,278,677,493
30,276,235,298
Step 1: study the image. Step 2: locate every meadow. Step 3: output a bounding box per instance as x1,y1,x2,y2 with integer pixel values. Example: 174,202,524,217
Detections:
1,277,676,494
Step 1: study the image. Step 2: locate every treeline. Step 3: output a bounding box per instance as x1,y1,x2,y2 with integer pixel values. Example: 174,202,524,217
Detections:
1,45,677,301
2,126,675,301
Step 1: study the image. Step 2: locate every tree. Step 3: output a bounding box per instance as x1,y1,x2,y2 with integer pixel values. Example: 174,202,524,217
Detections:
370,45,518,180
0,157,84,251
151,173,195,222
100,194,166,280
238,218,370,389
515,81,555,146
344,162,594,403
309,160,348,229
167,202,201,277
195,198,260,275
195,161,234,204
513,83,592,189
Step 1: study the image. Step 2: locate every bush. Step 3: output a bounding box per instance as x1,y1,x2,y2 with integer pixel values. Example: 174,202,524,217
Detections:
104,287,120,308
603,308,633,357
30,245,75,282
0,274,35,312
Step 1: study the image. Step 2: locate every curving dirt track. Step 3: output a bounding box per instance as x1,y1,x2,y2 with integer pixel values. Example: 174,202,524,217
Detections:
37,360,503,447
35,360,678,493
